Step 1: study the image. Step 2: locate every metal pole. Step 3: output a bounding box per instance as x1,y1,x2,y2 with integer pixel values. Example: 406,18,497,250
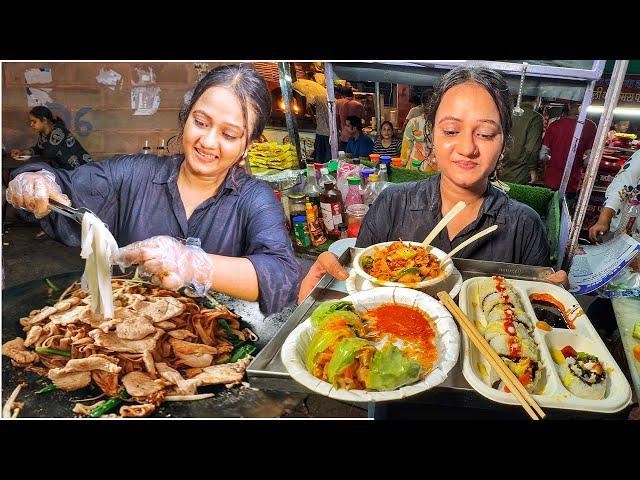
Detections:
557,79,598,201
324,62,339,160
375,82,381,132
278,62,303,168
562,60,629,272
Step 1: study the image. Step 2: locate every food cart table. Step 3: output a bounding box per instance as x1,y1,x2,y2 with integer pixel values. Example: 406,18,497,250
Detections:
611,296,640,404
248,248,633,419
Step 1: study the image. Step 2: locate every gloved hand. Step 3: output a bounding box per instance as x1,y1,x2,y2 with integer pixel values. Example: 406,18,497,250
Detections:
113,235,214,295
6,169,71,219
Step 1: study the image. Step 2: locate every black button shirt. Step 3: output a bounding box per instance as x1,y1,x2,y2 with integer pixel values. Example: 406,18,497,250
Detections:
356,174,551,267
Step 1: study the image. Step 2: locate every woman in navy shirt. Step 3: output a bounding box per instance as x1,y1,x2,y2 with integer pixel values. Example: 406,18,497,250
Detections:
7,65,299,315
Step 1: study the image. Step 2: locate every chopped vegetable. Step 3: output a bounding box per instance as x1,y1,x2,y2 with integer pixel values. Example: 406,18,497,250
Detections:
228,344,257,363
561,345,577,358
633,322,640,340
88,391,130,418
36,384,58,394
44,278,60,292
218,319,242,346
35,347,72,358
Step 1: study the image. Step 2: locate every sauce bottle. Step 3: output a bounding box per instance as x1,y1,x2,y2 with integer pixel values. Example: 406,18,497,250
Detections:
320,180,344,239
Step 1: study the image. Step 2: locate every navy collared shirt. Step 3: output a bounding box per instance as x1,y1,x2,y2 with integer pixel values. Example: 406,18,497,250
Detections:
11,154,299,314
356,174,551,267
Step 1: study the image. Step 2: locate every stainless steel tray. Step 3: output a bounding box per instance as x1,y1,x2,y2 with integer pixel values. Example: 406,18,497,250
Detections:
247,248,555,399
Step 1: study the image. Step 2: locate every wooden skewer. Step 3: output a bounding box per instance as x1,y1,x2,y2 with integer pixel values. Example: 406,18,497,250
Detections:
437,291,546,420
422,200,466,248
443,225,498,261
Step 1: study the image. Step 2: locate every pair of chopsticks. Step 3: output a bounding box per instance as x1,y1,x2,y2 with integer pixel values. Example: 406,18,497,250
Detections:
422,200,498,260
437,291,546,420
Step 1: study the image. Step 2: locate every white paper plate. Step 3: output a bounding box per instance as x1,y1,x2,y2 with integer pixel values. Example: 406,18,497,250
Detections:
346,265,463,299
281,287,460,402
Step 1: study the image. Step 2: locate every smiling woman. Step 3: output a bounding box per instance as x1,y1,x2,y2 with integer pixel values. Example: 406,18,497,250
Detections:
7,65,299,315
299,66,565,303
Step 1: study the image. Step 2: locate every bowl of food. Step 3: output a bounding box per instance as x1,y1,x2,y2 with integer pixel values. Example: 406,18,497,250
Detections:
280,287,460,402
352,240,454,291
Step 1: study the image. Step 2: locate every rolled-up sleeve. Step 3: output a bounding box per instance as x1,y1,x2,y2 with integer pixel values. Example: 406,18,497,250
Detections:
242,184,300,315
10,157,126,246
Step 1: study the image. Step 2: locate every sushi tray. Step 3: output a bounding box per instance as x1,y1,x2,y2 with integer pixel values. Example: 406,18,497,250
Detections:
459,276,632,413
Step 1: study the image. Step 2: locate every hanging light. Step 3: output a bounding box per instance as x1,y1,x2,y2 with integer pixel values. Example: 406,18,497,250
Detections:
513,62,529,117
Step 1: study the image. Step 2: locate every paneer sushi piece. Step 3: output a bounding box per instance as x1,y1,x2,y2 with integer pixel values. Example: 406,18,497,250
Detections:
555,346,607,400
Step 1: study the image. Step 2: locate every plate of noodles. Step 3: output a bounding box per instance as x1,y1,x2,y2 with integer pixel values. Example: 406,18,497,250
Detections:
352,241,455,290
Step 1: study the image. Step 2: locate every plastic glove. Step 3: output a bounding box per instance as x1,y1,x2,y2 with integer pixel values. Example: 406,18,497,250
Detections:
6,169,71,219
113,235,214,295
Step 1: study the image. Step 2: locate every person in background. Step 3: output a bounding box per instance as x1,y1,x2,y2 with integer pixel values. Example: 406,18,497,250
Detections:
336,87,364,151
540,101,597,213
10,106,93,170
311,94,331,163
499,95,543,184
589,149,640,241
371,120,401,157
10,105,93,238
344,115,374,158
401,107,435,171
6,65,299,315
607,119,632,145
401,90,432,133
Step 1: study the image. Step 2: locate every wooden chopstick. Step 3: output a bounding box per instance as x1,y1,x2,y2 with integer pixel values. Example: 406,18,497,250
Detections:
443,225,498,261
422,200,466,248
437,291,546,420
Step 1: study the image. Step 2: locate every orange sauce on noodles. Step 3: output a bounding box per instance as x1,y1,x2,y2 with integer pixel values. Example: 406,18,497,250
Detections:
365,304,438,372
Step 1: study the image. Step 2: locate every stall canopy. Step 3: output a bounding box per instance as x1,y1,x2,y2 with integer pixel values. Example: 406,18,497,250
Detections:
332,60,603,101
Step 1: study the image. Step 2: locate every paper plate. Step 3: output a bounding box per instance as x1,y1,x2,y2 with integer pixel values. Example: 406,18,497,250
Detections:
346,265,463,299
281,287,460,402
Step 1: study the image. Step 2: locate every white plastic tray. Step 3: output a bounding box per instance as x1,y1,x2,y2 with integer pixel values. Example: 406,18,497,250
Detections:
459,277,632,413
281,287,460,402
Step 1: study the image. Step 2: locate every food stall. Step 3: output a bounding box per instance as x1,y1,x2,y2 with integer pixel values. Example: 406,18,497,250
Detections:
2,61,637,419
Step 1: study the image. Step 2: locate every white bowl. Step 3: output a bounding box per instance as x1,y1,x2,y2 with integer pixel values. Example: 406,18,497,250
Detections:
280,287,460,402
352,241,454,291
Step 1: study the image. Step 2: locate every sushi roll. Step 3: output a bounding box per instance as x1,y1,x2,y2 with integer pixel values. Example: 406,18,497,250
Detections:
555,346,607,400
485,304,533,331
501,357,543,394
489,333,539,361
483,319,532,343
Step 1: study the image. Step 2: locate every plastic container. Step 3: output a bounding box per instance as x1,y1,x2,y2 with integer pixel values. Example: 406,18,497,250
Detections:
346,203,368,238
379,155,391,166
344,176,363,209
287,193,307,227
458,276,632,413
369,153,380,164
411,159,422,170
391,157,402,167
292,214,311,247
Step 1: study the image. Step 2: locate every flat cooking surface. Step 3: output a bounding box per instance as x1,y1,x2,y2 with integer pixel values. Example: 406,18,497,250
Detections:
2,272,303,418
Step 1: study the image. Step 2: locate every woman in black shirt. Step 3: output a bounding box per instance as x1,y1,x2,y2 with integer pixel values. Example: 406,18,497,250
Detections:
371,120,401,157
11,106,92,170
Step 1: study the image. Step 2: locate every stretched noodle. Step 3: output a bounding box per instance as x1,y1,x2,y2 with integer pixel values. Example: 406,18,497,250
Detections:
80,212,119,319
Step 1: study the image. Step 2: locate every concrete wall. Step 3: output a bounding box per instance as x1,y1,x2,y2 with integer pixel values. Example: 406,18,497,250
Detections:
2,62,229,159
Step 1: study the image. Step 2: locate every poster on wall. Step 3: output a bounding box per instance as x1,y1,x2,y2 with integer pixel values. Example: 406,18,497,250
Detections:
131,86,161,115
24,67,52,84
26,87,53,107
96,68,122,91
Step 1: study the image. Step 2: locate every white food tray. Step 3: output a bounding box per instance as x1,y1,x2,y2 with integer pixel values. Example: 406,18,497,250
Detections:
459,277,632,413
